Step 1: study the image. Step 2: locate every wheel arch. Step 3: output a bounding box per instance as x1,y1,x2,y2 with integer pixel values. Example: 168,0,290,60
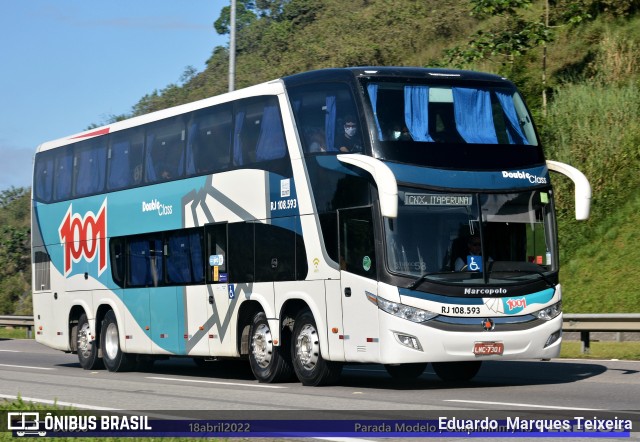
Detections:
94,302,119,352
236,300,265,356
280,296,330,361
68,305,87,353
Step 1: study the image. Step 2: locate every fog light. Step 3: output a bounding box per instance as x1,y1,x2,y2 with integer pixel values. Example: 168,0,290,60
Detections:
544,329,562,348
393,332,423,351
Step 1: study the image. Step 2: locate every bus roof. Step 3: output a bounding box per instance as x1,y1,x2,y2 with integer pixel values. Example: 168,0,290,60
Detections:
283,66,512,86
35,79,286,153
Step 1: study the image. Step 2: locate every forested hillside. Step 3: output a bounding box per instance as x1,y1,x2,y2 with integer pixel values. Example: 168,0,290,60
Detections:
2,0,639,314
0,188,30,315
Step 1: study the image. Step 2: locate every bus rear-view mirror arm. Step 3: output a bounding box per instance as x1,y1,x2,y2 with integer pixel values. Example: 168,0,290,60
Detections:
337,154,398,218
546,160,592,221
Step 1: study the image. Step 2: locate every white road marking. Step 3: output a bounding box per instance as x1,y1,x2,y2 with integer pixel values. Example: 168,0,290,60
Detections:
147,376,287,389
0,363,54,370
0,393,117,410
444,399,602,411
0,349,21,353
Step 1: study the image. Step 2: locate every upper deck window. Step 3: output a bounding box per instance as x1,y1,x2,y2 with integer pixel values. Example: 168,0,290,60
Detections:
363,79,544,169
366,82,538,146
288,82,363,155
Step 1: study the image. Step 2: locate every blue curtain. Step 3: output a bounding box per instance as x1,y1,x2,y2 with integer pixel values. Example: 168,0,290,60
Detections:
324,96,337,151
108,141,131,190
35,155,53,202
144,134,156,181
167,234,191,284
256,104,286,161
54,150,73,200
185,122,198,175
189,232,204,283
76,143,106,196
233,110,245,166
129,240,150,287
496,91,529,145
367,84,384,140
404,86,434,142
452,88,498,144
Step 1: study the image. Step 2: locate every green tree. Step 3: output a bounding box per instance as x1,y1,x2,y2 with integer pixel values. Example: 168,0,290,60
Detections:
0,188,31,315
214,0,258,35
445,0,552,70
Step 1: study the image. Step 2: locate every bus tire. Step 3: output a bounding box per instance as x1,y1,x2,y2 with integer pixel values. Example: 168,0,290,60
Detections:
76,313,103,370
100,310,135,372
291,310,342,386
384,363,427,380
248,311,293,383
432,361,482,382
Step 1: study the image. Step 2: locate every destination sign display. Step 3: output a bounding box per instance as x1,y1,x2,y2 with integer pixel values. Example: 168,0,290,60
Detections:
404,193,473,206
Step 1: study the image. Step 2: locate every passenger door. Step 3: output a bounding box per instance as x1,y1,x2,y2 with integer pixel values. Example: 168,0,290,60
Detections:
338,207,381,362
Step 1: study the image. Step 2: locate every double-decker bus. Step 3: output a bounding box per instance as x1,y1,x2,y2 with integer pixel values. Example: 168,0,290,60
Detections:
32,67,590,386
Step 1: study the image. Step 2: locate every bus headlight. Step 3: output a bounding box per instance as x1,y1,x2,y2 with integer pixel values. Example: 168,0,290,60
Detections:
535,302,562,321
366,292,438,323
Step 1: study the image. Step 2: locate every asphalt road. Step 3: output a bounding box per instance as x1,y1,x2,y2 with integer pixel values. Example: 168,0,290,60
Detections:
1,338,639,441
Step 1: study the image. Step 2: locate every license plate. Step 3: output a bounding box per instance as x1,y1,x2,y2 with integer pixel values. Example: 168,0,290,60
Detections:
474,342,504,356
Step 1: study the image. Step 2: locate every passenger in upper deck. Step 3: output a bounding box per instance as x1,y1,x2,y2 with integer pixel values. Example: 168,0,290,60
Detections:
336,115,363,153
308,128,327,153
390,123,412,141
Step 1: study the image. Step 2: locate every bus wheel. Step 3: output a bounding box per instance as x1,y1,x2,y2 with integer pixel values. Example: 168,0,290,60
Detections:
100,310,135,372
384,363,427,380
77,313,103,370
249,312,292,383
432,361,482,382
291,310,342,386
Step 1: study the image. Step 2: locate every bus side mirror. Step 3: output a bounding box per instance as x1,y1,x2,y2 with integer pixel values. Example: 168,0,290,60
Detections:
546,160,591,220
337,154,398,218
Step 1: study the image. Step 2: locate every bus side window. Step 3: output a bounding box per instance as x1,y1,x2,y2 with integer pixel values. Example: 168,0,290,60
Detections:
34,151,54,202
33,248,51,291
107,127,145,190
74,137,107,197
339,207,376,278
128,237,164,287
110,238,125,288
289,82,360,154
166,230,204,285
145,117,186,183
54,146,74,201
254,220,295,282
187,104,233,176
228,222,255,283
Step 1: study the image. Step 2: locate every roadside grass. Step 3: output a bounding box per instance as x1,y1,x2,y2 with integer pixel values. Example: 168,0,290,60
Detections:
0,327,31,339
560,341,640,361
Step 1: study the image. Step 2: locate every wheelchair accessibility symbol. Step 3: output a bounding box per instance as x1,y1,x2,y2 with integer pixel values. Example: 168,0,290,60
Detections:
467,255,482,272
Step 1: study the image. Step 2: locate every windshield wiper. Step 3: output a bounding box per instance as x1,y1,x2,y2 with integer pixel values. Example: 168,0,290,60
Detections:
406,272,431,290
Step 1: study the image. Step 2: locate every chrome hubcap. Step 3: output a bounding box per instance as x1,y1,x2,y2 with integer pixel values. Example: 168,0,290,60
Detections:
251,323,273,368
77,322,92,358
104,322,119,360
295,324,319,370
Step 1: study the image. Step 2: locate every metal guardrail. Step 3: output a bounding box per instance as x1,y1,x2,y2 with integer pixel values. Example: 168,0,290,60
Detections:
562,313,640,354
1,314,638,352
0,315,34,338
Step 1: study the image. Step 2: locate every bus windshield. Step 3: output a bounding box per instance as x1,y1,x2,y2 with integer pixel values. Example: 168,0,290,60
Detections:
363,80,543,169
385,189,557,286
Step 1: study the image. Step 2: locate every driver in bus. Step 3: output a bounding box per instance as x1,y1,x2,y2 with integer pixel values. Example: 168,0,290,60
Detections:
455,235,486,271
